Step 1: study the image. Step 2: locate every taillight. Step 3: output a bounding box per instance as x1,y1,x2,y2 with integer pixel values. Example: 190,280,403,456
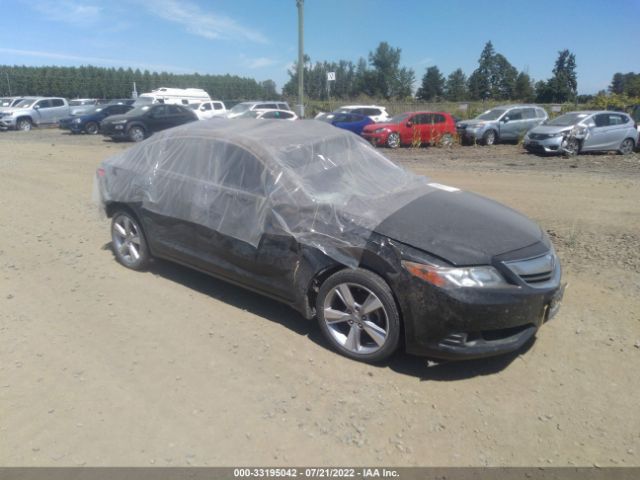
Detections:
97,167,105,177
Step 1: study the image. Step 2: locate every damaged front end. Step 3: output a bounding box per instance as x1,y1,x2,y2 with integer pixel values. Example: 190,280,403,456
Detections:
559,125,590,156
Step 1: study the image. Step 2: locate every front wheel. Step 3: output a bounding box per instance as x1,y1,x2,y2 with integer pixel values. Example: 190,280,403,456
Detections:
128,125,145,142
85,121,99,135
482,129,496,146
16,118,32,131
619,138,635,155
439,133,454,147
111,211,150,270
562,137,581,156
386,132,400,149
316,268,401,363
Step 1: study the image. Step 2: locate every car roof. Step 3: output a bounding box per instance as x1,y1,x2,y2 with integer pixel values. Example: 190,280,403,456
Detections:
339,105,386,109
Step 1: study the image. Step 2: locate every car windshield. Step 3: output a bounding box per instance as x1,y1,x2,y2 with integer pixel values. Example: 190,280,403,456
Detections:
477,109,506,121
387,113,410,124
229,103,253,114
14,99,37,108
239,110,260,118
124,105,151,116
547,113,591,126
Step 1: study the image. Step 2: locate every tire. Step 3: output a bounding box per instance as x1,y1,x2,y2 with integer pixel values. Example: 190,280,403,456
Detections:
111,210,150,271
481,129,496,146
386,132,400,149
128,125,145,142
439,133,454,147
563,137,581,157
619,138,635,155
16,118,32,132
316,268,401,363
85,121,99,135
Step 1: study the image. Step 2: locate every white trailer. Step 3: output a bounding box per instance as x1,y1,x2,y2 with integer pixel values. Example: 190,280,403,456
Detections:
138,87,211,106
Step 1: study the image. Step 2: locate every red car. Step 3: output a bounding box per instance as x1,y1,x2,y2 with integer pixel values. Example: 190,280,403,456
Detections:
362,111,456,148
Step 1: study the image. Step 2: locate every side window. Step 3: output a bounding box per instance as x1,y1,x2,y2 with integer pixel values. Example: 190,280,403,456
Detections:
365,108,381,116
536,108,547,118
609,114,627,125
522,108,537,119
167,105,182,115
152,105,168,116
181,99,189,105
279,111,293,119
259,103,277,109
261,111,279,119
507,109,523,120
277,103,288,110
213,103,223,110
36,99,52,109
51,99,64,107
433,114,446,124
202,103,212,111
215,145,270,195
594,114,609,127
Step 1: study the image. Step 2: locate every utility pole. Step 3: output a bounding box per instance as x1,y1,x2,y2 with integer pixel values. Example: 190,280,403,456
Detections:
296,0,304,118
5,71,11,96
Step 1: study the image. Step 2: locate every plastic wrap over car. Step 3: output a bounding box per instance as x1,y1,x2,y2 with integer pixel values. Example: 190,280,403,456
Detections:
94,119,438,266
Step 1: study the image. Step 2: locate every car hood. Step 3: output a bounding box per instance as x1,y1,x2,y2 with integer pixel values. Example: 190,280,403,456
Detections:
363,122,398,131
528,124,572,134
374,190,544,266
458,119,492,127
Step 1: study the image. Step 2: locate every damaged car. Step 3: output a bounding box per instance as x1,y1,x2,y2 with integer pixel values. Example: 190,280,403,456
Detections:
95,119,564,363
524,111,637,156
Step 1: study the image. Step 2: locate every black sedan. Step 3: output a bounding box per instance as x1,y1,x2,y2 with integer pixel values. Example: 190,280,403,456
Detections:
59,103,133,134
95,120,564,363
100,103,197,142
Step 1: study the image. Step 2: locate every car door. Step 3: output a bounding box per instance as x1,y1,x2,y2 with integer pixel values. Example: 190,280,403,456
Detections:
521,108,540,134
399,113,420,145
499,108,524,140
586,113,627,150
50,99,68,122
165,105,192,128
33,99,52,125
194,142,298,300
145,104,170,132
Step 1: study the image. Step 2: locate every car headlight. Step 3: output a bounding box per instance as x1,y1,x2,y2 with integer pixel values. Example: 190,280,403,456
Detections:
73,118,82,123
402,260,513,288
373,127,389,133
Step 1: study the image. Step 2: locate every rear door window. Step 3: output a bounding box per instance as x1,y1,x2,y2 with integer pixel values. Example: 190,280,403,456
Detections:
507,109,523,120
36,99,52,109
522,108,537,119
51,99,65,107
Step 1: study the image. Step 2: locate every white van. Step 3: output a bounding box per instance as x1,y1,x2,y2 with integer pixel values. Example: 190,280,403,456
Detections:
138,88,211,107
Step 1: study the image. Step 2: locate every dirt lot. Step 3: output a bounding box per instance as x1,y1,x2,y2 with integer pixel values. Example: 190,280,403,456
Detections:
1,129,639,467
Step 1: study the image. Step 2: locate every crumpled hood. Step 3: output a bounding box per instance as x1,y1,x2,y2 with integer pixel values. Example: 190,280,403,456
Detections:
528,124,571,135
374,190,544,265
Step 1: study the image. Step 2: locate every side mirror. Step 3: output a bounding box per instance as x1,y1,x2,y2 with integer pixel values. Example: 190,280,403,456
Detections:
406,121,413,127
502,117,509,123
34,105,40,110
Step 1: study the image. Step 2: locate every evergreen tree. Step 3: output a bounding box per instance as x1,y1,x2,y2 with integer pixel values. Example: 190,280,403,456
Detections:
416,66,445,101
444,68,467,101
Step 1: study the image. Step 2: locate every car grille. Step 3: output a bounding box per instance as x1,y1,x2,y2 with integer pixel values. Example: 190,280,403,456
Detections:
529,133,552,140
503,253,557,287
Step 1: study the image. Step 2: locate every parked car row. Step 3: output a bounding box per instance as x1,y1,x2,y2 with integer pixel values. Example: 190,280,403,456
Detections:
318,103,638,156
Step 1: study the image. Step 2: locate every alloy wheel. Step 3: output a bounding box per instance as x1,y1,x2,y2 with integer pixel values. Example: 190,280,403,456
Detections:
112,214,143,267
387,132,400,149
85,122,99,135
322,283,389,355
620,138,634,155
129,126,145,142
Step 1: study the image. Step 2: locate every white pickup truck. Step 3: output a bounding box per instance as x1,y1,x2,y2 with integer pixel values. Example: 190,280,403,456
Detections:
191,100,227,120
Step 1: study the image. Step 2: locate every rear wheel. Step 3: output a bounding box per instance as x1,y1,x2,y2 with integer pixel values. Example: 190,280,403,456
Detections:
482,129,496,146
111,211,150,270
439,133,454,147
128,125,145,142
386,132,400,149
85,121,99,135
619,138,635,155
316,269,401,363
16,118,32,131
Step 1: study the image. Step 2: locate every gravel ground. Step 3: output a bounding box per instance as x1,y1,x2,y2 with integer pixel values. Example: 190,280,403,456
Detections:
1,129,639,467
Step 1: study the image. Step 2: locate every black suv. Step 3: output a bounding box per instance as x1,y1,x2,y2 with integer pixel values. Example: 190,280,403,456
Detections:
101,104,197,142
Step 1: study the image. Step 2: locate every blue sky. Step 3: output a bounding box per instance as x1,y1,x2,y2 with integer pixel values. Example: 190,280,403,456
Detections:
1,0,638,94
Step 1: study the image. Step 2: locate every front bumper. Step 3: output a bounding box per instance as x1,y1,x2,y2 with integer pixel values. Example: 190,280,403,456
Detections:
457,126,485,141
398,264,564,360
361,131,390,146
524,136,564,154
0,116,17,128
101,124,127,138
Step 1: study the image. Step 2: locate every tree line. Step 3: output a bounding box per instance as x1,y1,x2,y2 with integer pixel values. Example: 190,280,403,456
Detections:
284,41,580,104
0,65,278,101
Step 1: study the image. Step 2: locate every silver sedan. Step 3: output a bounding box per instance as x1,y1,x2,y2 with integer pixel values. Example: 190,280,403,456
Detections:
524,111,637,155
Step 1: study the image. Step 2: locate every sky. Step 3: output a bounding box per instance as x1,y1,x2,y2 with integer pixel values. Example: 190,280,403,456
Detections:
0,0,638,95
